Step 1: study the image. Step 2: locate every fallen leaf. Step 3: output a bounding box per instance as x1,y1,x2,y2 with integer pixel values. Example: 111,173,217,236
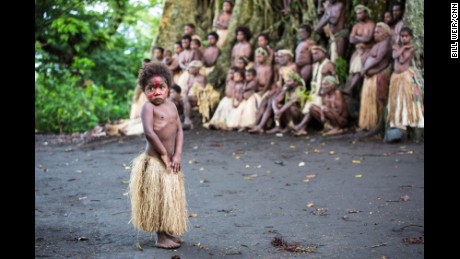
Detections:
303,179,310,183
124,166,130,170
193,145,199,150
199,179,209,184
399,146,406,149
335,157,340,161
328,151,336,155
188,159,195,164
275,133,283,137
402,236,424,244
76,236,88,241
298,162,305,167
383,152,391,157
314,149,321,153
75,170,82,173
255,164,262,169
354,174,363,178
65,148,72,152
199,167,205,171
122,192,129,196
351,141,356,145
235,155,241,160
121,180,129,184
307,203,314,208
78,196,88,200
304,151,310,155
270,141,276,145
289,145,296,149
306,174,316,178
193,242,201,246
265,170,272,174
189,213,199,218
43,168,48,172
407,150,413,154
43,142,48,146
400,195,410,201
352,160,361,164
245,164,251,169
38,164,43,168
244,173,258,180
274,160,284,166
321,142,327,146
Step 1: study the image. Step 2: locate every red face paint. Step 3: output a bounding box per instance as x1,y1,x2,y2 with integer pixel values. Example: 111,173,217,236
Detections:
145,76,168,104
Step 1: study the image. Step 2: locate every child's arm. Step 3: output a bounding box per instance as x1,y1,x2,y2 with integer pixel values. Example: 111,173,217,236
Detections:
171,106,183,173
141,102,171,169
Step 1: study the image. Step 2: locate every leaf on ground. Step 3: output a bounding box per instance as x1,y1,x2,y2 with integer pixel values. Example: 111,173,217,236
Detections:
255,164,262,169
199,167,205,171
123,191,129,196
270,141,276,145
265,170,272,174
38,164,43,168
407,150,414,154
121,180,129,184
335,157,341,161
352,140,356,145
352,160,361,164
200,179,209,184
193,145,199,150
76,236,88,241
298,162,305,167
399,146,406,149
193,242,201,246
189,213,199,218
245,164,251,169
304,151,310,155
275,133,283,137
307,203,314,208
78,196,88,200
289,145,296,149
306,174,316,178
354,174,363,178
188,159,195,164
321,142,327,146
65,148,72,152
136,240,143,251
328,151,336,155
314,149,321,153
75,170,83,173
400,195,410,201
43,168,48,172
124,166,130,170
244,173,258,180
235,155,241,160
383,152,391,157
303,179,310,183
402,236,424,244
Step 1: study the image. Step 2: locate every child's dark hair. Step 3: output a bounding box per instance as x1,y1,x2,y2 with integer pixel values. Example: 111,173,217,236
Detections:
207,31,219,42
393,2,404,11
143,58,151,63
138,62,172,91
185,23,195,29
299,24,312,35
171,84,182,94
165,49,173,55
154,47,164,54
234,68,246,80
400,27,413,37
175,41,183,48
182,35,192,42
235,25,252,41
246,68,257,77
191,39,202,47
257,33,270,44
224,0,233,7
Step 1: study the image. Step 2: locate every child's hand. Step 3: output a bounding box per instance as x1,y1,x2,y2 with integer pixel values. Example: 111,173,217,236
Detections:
171,154,182,173
161,154,173,173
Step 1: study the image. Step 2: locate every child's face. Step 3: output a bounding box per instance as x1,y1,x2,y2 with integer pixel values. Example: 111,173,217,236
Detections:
208,35,217,45
256,54,265,64
191,41,199,49
384,12,393,25
236,59,246,69
400,31,412,45
174,44,183,54
234,72,243,82
223,2,232,12
154,49,163,59
258,36,268,47
169,89,180,101
144,76,169,105
165,51,172,58
184,26,193,36
245,72,254,81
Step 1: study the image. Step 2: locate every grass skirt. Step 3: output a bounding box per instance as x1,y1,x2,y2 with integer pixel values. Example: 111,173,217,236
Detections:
129,153,188,235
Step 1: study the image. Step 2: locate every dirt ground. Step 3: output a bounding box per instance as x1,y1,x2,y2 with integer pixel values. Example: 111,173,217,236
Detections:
35,128,424,258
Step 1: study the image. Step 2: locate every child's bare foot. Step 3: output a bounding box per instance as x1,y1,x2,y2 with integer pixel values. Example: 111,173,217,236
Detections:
266,127,282,134
156,232,181,249
293,129,308,136
326,128,344,136
248,127,264,134
155,239,180,249
165,232,183,244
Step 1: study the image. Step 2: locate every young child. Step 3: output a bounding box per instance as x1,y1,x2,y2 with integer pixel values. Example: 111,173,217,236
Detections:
387,27,424,134
129,62,187,249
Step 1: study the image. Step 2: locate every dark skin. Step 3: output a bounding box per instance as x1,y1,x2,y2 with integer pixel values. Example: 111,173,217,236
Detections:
178,39,193,71
361,27,391,78
232,72,245,108
318,80,348,134
154,49,163,62
169,88,183,115
182,66,206,128
255,54,273,94
343,9,375,94
190,41,203,62
315,0,347,60
203,35,220,67
392,31,415,74
213,2,232,30
168,44,183,73
295,28,314,84
292,49,335,134
141,76,184,249
255,36,274,67
231,31,252,66
243,71,257,100
392,5,404,45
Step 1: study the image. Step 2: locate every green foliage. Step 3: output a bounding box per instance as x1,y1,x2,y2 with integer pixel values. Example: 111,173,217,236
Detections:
35,0,162,133
35,71,127,133
335,57,348,88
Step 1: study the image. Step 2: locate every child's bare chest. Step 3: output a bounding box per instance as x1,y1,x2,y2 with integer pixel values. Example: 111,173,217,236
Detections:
153,109,176,130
